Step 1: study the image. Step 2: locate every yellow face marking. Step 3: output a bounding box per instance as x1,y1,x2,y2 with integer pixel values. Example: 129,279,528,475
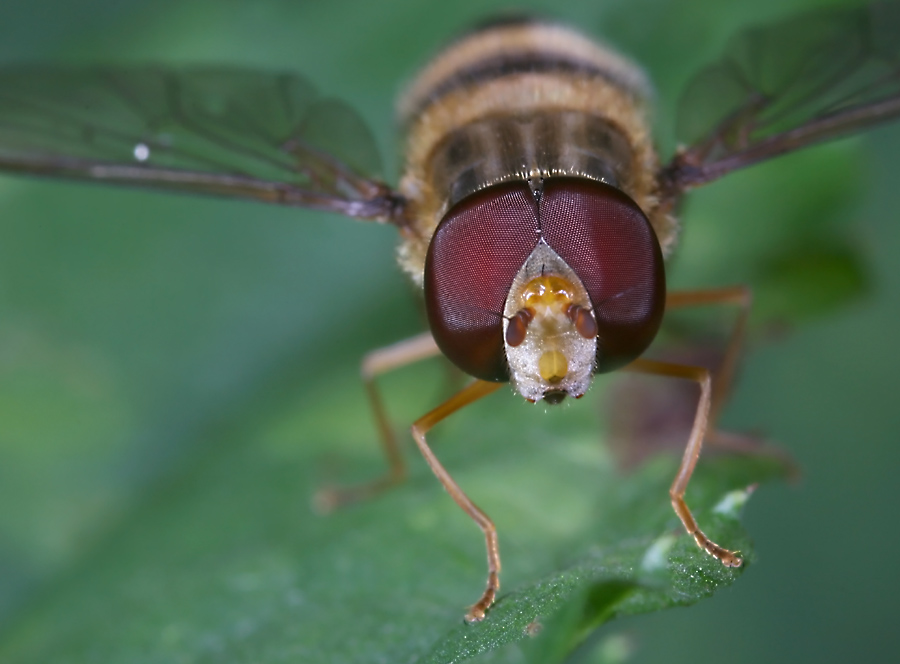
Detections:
539,350,569,384
522,275,577,312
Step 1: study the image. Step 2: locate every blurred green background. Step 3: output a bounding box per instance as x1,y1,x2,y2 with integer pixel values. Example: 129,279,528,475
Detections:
0,0,897,661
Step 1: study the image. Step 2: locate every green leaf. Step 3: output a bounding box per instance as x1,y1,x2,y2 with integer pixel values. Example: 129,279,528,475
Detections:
520,580,637,664
0,363,788,663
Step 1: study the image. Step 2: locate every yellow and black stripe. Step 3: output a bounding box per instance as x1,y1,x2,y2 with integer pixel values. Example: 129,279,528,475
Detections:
396,18,677,285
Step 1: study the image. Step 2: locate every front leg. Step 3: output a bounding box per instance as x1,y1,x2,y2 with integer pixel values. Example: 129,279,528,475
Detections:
409,379,504,622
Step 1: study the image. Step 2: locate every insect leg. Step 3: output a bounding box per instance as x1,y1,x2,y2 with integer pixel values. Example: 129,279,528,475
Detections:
315,332,440,511
666,286,751,426
624,358,742,567
665,286,798,474
409,379,504,622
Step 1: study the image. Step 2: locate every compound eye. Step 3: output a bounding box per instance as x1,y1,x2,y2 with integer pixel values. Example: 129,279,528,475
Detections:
540,178,665,373
424,182,539,381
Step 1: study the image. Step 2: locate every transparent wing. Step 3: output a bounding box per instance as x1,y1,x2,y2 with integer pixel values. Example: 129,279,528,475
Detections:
661,1,900,195
0,66,405,223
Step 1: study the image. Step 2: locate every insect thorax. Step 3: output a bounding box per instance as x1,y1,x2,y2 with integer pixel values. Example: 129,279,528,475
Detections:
427,110,635,212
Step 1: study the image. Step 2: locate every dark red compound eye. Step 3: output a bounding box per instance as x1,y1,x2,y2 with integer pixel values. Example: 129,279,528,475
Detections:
540,178,665,373
424,177,665,381
424,183,539,381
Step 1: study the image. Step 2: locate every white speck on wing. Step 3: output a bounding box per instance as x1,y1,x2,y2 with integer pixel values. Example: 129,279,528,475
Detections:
133,143,150,162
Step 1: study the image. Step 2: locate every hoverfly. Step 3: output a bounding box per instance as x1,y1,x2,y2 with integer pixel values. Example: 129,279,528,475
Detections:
0,2,898,623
